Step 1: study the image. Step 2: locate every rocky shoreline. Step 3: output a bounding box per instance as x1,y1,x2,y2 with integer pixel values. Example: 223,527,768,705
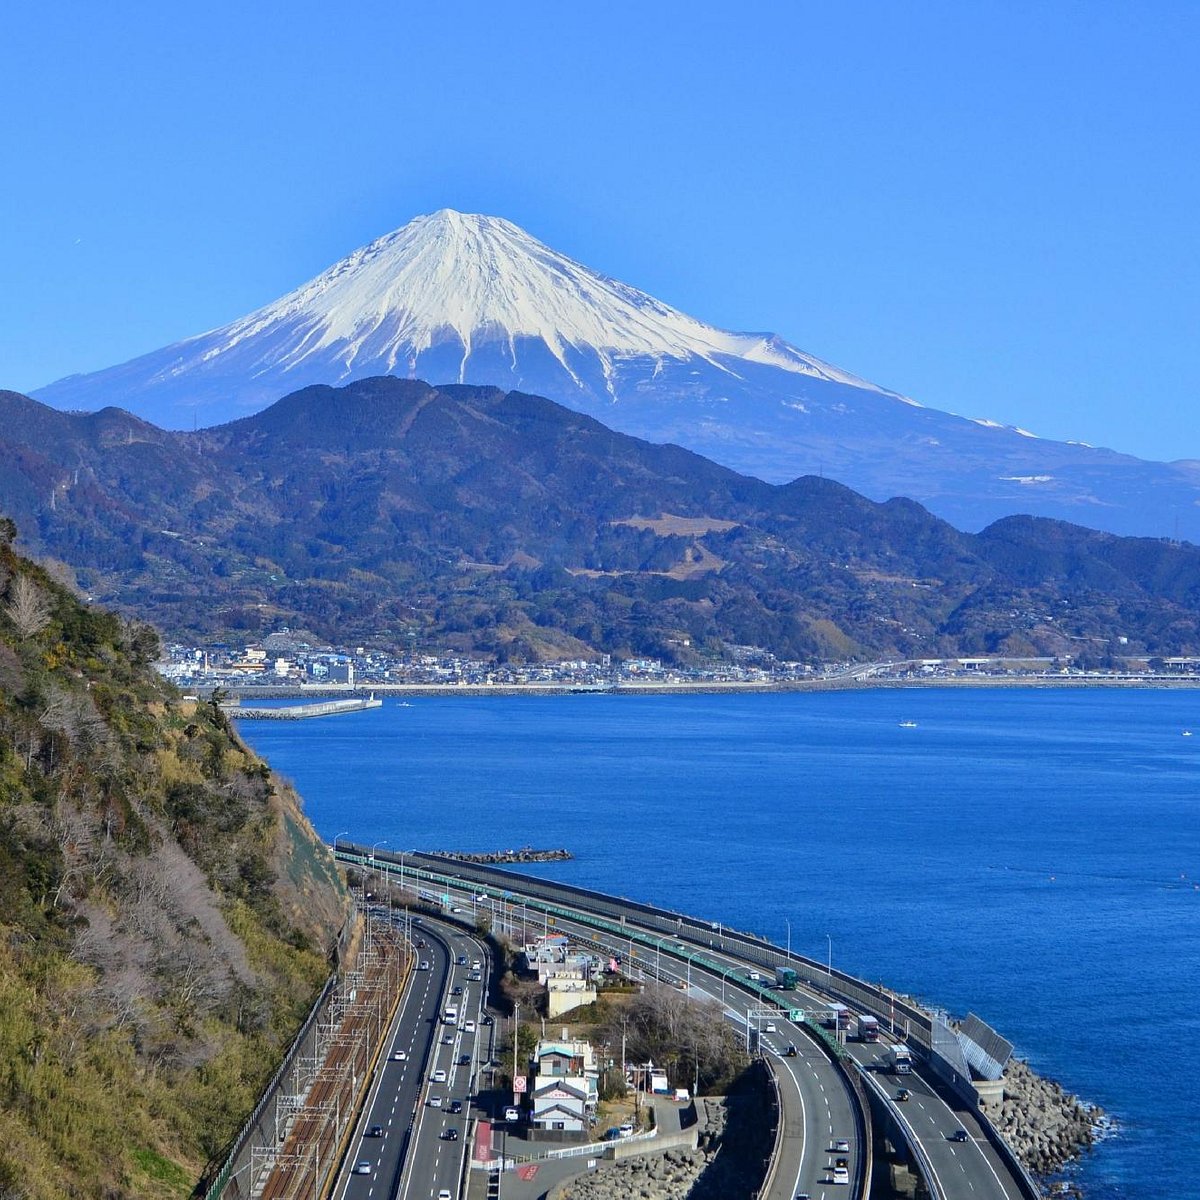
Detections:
440,846,573,864
552,1095,762,1200
982,1058,1106,1178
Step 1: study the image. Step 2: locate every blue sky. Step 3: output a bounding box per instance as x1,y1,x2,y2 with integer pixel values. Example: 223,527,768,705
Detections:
2,1,1197,461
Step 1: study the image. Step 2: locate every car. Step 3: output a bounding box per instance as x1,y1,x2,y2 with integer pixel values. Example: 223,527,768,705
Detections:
601,1127,621,1141
765,1021,777,1032
503,1106,521,1122
451,985,463,996
949,1128,969,1143
459,1052,471,1065
468,970,482,981
448,1099,463,1114
431,1068,447,1083
367,1124,383,1137
451,906,464,913
441,1034,453,1044
391,1048,408,1061
482,1014,493,1026
832,1165,849,1184
353,1160,371,1175
419,959,431,970
428,1095,443,1108
895,1088,911,1102
456,954,467,966
471,959,481,969
785,1044,798,1057
618,1121,634,1136
747,970,763,981
463,1019,476,1033
795,1194,811,1200
438,1191,452,1200
441,1127,459,1140
832,1138,850,1153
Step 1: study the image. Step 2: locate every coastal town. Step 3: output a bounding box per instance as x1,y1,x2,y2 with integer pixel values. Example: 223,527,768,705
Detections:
156,637,1200,695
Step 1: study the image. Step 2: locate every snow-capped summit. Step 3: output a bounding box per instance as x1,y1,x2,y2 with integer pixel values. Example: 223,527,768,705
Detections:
42,209,880,409
32,211,1200,539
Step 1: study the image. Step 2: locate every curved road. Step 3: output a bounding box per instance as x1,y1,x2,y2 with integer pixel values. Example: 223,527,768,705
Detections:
338,848,1032,1200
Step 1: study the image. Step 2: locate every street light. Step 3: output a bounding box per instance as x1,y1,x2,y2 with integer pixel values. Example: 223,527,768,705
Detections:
826,934,832,979
333,829,349,850
369,840,388,899
785,918,791,961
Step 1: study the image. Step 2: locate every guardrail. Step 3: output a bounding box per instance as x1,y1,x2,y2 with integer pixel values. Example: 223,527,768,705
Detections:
755,1060,784,1200
857,1065,945,1200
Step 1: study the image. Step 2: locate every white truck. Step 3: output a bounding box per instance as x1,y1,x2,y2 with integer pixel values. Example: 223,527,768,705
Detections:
886,1043,913,1074
856,1014,880,1042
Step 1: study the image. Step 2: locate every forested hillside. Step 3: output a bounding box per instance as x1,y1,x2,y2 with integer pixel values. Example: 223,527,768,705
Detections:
4,379,1200,662
0,520,350,1199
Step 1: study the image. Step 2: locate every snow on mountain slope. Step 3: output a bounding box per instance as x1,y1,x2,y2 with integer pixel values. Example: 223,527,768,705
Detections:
30,210,1200,540
204,209,878,391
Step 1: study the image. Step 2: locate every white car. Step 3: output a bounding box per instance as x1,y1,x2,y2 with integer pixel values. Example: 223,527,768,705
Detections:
431,1068,447,1083
391,1048,407,1061
353,1160,371,1175
437,1190,452,1200
463,1020,476,1033
765,1021,777,1032
832,1165,849,1184
428,1095,442,1108
832,1138,850,1153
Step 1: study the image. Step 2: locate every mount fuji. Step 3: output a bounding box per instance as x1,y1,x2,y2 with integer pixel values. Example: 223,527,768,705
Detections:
33,209,1200,539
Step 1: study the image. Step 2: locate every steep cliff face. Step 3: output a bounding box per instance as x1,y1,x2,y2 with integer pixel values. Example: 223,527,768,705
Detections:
0,520,350,1199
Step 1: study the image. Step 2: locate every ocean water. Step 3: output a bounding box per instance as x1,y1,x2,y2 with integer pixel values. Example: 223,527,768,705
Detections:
238,688,1200,1198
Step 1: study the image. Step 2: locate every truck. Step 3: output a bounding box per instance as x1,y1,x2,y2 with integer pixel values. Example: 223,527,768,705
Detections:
886,1044,913,1074
856,1014,880,1042
825,1002,852,1032
775,966,799,990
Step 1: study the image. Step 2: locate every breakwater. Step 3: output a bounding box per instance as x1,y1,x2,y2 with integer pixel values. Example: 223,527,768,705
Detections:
441,847,573,864
226,696,383,720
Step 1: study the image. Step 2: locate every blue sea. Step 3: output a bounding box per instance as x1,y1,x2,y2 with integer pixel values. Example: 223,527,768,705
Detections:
238,688,1200,1198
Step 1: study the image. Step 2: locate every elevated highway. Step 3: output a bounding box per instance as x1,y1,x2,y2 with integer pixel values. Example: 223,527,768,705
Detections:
336,846,1037,1200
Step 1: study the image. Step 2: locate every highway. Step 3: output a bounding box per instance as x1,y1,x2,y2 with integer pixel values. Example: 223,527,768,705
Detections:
331,915,492,1200
336,847,1034,1200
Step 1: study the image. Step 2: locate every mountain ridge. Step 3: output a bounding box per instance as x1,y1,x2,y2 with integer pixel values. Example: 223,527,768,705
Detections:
32,211,1200,541
6,377,1200,663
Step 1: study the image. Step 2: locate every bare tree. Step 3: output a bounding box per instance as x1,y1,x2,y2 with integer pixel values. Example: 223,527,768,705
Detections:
5,574,52,639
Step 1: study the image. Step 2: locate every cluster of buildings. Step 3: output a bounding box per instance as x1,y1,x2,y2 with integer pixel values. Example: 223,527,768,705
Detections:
521,934,599,1018
525,1033,600,1135
155,639,817,690
156,639,1196,694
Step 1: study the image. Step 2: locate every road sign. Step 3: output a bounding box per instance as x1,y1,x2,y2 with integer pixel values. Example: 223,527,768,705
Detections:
513,1075,527,1093
789,1009,805,1021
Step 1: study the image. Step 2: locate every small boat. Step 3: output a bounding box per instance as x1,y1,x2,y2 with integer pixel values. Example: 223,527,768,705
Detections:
898,720,918,729
1183,730,1192,737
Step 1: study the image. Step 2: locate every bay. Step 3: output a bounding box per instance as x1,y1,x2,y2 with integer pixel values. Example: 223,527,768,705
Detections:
238,687,1200,1198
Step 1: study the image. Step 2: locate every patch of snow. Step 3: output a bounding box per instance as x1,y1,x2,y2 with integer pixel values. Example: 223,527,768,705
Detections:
1000,475,1054,484
1013,426,1039,439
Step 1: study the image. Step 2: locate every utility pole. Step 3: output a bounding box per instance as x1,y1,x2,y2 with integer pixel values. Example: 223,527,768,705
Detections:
512,1002,521,1104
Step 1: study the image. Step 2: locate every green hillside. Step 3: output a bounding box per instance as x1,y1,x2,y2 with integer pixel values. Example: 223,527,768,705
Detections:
0,519,350,1199
4,379,1200,663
